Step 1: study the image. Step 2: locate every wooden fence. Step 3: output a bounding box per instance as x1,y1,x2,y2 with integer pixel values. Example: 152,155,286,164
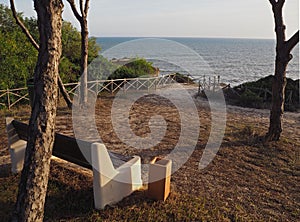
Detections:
0,87,29,110
65,73,177,96
197,75,222,94
0,74,177,109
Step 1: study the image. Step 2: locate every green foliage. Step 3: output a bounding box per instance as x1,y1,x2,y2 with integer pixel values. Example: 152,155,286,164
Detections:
123,58,156,77
238,89,264,108
58,57,78,83
0,5,37,89
59,21,101,83
109,66,138,80
88,55,117,81
0,4,101,89
102,58,157,92
24,17,39,43
61,21,81,63
241,75,273,89
88,37,101,63
108,58,156,80
231,75,300,111
0,4,19,33
173,72,194,83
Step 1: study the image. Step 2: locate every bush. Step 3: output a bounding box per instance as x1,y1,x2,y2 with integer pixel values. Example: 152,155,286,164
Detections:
173,73,194,83
108,66,138,80
102,58,157,92
228,75,300,111
108,58,156,80
238,89,264,108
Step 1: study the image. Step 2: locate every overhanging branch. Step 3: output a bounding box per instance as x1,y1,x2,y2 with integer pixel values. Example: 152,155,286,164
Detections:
269,0,276,6
285,30,299,52
79,0,85,17
67,0,83,22
84,0,90,17
10,0,73,108
10,0,39,50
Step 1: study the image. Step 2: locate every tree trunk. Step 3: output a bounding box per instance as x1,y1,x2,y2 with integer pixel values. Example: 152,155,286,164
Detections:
80,18,89,105
267,56,289,141
11,0,63,221
58,75,72,109
66,0,90,106
266,0,299,141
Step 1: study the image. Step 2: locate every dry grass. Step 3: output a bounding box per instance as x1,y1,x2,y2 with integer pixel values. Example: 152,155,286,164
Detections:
0,90,299,221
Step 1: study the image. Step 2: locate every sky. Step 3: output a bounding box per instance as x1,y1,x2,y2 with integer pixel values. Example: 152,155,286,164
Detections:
1,0,299,39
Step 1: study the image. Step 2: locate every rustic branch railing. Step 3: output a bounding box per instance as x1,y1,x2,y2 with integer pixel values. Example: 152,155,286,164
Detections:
198,75,221,92
0,87,29,110
0,74,177,109
59,74,177,97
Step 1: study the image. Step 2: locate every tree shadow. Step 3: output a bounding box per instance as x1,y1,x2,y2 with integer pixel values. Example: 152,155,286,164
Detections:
44,179,94,221
0,200,15,221
223,125,266,148
0,163,12,178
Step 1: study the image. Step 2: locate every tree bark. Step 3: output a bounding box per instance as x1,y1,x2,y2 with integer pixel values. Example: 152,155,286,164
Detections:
11,0,63,221
266,0,299,141
10,0,72,109
80,18,89,105
57,75,72,108
267,56,289,141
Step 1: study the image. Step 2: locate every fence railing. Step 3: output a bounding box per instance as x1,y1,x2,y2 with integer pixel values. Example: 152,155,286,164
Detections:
0,74,177,109
65,73,177,97
0,87,30,110
197,75,222,92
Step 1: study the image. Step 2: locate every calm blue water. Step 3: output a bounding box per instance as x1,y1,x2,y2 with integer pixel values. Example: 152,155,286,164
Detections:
96,37,299,86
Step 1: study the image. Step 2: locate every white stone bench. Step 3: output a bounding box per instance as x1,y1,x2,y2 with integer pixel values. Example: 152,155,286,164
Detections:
92,143,142,209
5,118,143,209
6,117,27,174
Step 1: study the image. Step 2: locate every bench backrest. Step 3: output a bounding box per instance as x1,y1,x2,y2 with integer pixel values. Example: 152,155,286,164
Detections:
11,120,132,169
12,120,93,169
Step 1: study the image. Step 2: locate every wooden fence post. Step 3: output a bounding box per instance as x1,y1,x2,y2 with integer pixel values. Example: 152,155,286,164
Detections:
7,88,10,110
213,76,216,92
110,80,113,95
123,79,126,93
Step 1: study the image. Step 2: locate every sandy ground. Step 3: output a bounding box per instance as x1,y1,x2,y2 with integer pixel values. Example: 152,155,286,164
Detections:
0,85,299,220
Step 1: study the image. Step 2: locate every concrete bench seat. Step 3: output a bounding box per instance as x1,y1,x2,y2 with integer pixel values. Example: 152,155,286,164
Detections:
5,118,143,209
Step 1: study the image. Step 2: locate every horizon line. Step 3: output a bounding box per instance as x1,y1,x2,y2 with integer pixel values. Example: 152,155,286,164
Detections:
90,36,275,41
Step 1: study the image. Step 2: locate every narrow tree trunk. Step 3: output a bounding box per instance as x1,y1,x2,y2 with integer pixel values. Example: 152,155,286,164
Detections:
267,57,289,141
11,0,63,221
66,0,90,106
58,75,72,108
266,0,299,141
80,19,89,105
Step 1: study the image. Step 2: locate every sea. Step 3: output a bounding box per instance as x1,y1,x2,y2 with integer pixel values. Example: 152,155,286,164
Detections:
96,37,299,86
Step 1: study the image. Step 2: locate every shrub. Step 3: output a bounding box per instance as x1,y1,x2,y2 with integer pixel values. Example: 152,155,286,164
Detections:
238,89,264,108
